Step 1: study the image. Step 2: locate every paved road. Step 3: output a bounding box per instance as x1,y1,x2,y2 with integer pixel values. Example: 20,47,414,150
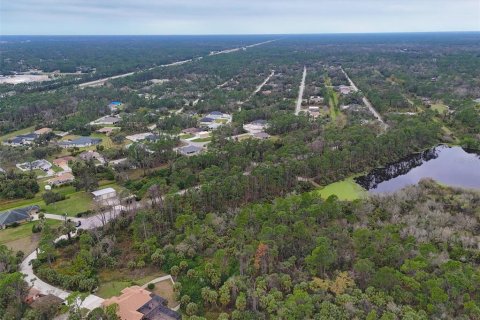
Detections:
340,67,388,129
295,66,307,115
79,39,277,88
21,247,104,311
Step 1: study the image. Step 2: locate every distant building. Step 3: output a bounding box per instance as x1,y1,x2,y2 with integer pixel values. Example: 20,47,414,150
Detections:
199,117,214,124
34,128,53,135
53,156,75,170
16,159,52,172
47,172,75,186
108,101,123,112
178,145,203,156
103,286,180,320
243,120,268,134
96,127,119,135
338,85,353,95
126,133,156,143
91,187,117,201
58,137,101,148
90,116,122,126
0,205,39,229
79,150,104,163
182,127,201,135
4,133,38,147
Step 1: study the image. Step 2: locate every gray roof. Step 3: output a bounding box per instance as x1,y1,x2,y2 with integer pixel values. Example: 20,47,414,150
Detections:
59,137,101,147
179,145,202,155
0,205,39,226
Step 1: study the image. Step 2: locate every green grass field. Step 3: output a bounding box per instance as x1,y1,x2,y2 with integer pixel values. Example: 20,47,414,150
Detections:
179,133,194,139
191,137,211,142
431,103,448,114
0,220,62,254
44,191,92,216
317,177,367,201
96,271,162,298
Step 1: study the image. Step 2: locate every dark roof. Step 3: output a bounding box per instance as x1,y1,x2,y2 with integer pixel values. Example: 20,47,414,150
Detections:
145,134,160,142
0,205,39,226
138,294,180,320
209,111,223,116
179,145,202,155
200,117,214,123
18,133,38,140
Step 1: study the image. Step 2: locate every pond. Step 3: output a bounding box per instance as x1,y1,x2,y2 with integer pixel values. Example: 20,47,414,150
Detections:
355,145,480,193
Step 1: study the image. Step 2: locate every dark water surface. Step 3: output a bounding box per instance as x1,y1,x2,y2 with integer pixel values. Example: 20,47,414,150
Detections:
355,145,480,193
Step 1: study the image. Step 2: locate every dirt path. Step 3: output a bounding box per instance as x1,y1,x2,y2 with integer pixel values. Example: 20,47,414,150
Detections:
238,70,275,111
295,66,307,115
340,67,388,129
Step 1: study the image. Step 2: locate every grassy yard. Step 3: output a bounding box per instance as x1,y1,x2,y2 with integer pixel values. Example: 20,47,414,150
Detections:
317,177,367,201
0,181,120,216
149,279,178,308
0,220,61,254
179,133,194,139
96,269,164,298
431,103,448,114
191,137,211,142
44,191,92,216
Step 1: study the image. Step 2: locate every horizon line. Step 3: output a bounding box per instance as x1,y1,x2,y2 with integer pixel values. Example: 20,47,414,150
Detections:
1,31,480,37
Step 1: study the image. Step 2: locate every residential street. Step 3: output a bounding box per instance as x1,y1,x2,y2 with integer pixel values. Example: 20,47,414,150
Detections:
295,66,307,115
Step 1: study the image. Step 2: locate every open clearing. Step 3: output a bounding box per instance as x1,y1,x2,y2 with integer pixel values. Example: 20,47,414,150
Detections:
0,220,62,254
317,177,367,201
96,270,163,298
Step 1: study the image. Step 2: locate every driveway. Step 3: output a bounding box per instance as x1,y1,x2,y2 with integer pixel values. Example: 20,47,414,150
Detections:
20,251,104,310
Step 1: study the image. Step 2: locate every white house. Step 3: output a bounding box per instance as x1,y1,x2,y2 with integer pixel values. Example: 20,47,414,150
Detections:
91,187,117,201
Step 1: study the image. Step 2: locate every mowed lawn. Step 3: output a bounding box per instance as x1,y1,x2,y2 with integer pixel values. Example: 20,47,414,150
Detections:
44,191,92,216
96,269,163,298
317,177,367,201
0,220,62,254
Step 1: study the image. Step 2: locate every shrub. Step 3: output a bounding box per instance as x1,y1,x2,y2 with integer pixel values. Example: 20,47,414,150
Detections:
147,283,155,290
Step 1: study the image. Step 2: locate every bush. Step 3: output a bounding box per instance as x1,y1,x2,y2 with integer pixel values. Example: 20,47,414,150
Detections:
42,191,66,205
147,283,155,290
32,223,43,233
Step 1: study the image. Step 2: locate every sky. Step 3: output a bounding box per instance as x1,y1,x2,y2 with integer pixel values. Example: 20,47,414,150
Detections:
1,0,479,35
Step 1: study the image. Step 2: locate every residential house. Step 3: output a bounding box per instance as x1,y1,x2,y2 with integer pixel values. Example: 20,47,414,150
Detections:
103,286,180,320
5,133,38,147
47,172,75,186
58,137,101,148
90,116,122,126
108,101,123,112
34,128,53,135
178,145,203,156
0,205,39,229
126,133,156,143
53,156,75,171
338,85,353,95
243,120,268,134
16,159,52,172
182,128,201,135
91,187,117,202
79,150,105,163
96,127,120,135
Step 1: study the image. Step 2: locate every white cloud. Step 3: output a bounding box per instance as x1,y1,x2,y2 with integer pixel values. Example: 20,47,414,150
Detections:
1,0,479,34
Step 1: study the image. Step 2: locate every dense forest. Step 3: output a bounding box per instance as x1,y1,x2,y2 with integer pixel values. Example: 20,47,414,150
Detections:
28,181,480,319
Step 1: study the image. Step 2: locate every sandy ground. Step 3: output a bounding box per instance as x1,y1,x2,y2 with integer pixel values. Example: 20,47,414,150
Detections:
0,75,50,84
